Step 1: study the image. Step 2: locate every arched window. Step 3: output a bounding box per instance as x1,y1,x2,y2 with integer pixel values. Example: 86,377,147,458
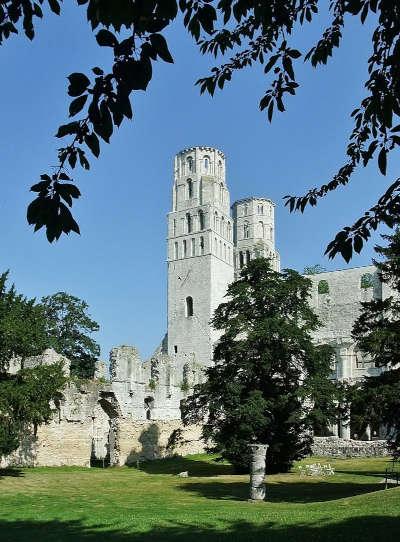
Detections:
219,240,222,257
173,219,176,236
214,211,218,229
187,179,193,199
220,183,224,202
186,213,192,233
174,242,178,259
198,210,205,230
318,280,329,294
239,251,244,268
144,396,154,420
243,221,250,239
204,155,210,172
183,239,187,257
224,243,226,260
191,238,195,256
221,216,225,237
244,204,248,216
200,236,205,255
259,221,265,238
218,160,222,177
227,222,232,241
270,227,273,240
258,205,264,215
186,296,193,317
215,237,217,254
246,250,251,263
187,156,194,172
228,245,231,262
361,273,374,289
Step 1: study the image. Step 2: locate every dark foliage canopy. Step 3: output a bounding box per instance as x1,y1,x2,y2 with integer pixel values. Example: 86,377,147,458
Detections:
0,272,66,457
41,291,100,379
182,258,340,473
351,230,400,456
1,1,399,261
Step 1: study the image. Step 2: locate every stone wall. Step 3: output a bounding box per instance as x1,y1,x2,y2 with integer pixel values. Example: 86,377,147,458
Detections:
312,437,388,457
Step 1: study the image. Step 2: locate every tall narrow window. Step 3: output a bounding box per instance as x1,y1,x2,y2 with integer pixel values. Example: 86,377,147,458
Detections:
183,240,187,257
214,237,218,254
200,236,205,255
270,227,273,240
214,211,218,229
198,210,205,230
243,221,250,239
218,160,222,177
187,156,193,172
228,246,231,262
219,240,222,257
259,221,265,238
246,250,251,263
187,179,193,199
239,251,244,268
174,242,178,259
186,296,193,317
220,183,224,202
186,213,192,233
244,204,248,216
224,243,226,260
173,219,176,236
191,238,195,256
227,222,232,241
221,216,225,237
204,156,210,172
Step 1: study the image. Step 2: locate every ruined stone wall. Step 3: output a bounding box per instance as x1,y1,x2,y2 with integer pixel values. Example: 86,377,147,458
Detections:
312,437,388,457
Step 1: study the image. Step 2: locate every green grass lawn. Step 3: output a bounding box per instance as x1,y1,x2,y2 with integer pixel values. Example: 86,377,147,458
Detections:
0,455,399,542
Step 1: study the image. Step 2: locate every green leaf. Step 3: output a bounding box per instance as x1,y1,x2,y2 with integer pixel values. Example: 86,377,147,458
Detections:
149,34,174,63
378,148,387,175
96,29,118,47
69,95,88,117
67,73,90,97
55,122,80,138
85,133,100,157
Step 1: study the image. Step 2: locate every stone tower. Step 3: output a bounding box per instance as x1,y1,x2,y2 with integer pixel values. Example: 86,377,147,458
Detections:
167,147,234,367
232,197,280,274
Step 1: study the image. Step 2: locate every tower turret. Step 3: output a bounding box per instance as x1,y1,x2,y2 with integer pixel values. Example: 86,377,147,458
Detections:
167,147,234,367
232,197,280,274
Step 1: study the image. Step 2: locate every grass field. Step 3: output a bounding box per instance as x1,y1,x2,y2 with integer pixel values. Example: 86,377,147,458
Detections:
0,455,399,542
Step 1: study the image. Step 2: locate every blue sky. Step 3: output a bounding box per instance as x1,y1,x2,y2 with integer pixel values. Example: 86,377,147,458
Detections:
0,4,396,360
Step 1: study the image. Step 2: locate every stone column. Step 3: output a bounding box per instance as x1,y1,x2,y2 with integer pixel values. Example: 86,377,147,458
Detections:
340,418,351,440
249,444,268,501
365,424,371,441
330,423,339,437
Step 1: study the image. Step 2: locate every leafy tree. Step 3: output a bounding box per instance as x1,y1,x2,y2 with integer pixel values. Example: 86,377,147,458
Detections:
351,230,400,456
41,292,100,378
182,258,340,473
303,264,327,275
0,272,66,457
1,1,399,260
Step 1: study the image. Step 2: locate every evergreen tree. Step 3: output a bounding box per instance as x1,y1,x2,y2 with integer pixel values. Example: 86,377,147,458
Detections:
351,230,400,456
41,292,100,379
182,258,339,473
0,272,66,457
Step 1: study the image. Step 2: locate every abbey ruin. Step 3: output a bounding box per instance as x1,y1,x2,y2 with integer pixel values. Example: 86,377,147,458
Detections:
1,146,390,468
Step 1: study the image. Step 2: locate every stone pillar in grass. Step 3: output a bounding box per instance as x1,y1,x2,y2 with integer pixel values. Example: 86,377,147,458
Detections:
249,444,268,501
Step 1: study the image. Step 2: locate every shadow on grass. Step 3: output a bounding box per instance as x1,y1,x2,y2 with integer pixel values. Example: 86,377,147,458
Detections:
137,455,234,477
178,480,384,503
0,469,23,479
0,516,399,542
